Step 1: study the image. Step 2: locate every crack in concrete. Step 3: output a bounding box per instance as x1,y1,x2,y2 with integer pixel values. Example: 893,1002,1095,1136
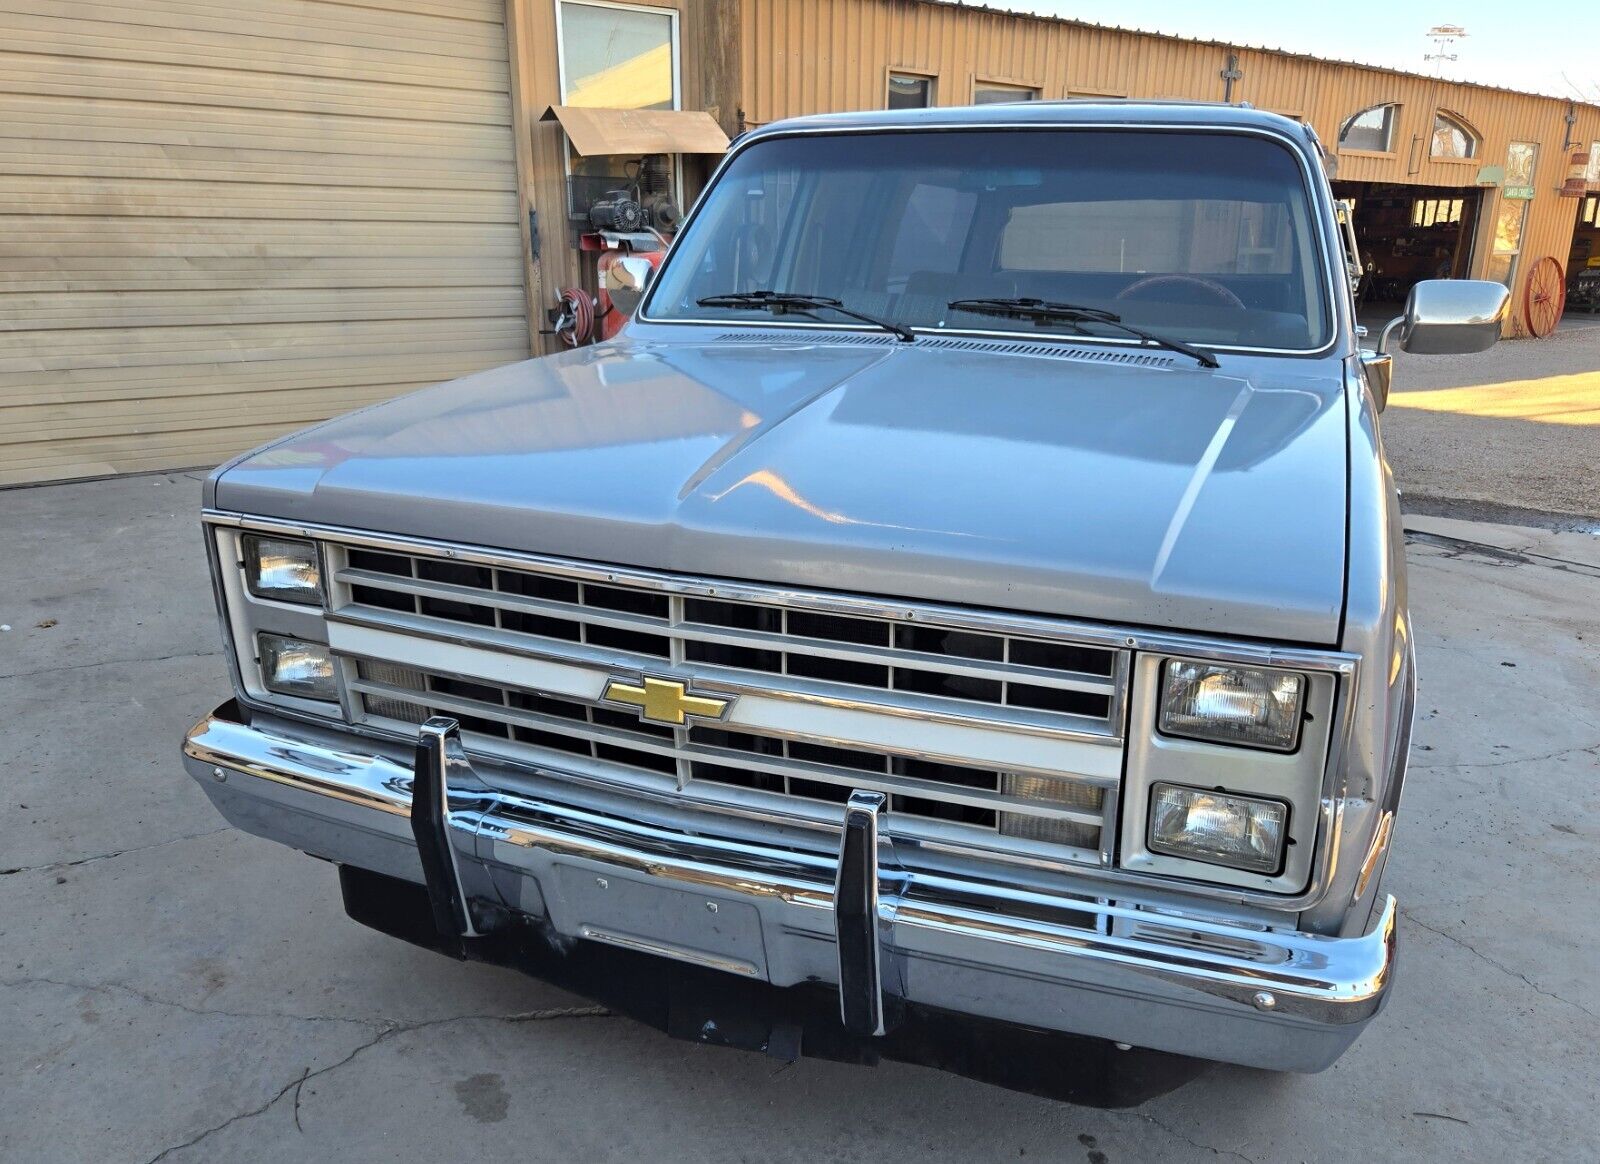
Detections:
0,827,231,876
2,975,384,1029
0,648,222,684
1401,907,1599,1022
1114,1109,1259,1163
1410,742,1600,772
138,1006,612,1163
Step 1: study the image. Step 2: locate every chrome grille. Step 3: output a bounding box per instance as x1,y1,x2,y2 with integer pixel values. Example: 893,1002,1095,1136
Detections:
338,548,1122,730
351,660,1104,852
327,542,1129,866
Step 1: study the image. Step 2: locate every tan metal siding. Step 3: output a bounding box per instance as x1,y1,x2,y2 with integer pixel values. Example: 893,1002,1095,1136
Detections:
741,0,1600,333
0,0,530,486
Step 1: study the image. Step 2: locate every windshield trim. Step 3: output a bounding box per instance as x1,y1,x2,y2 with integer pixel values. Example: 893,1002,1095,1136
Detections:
637,122,1345,359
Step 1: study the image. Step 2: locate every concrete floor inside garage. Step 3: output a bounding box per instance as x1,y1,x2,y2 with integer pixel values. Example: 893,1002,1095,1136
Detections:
2,377,1598,1160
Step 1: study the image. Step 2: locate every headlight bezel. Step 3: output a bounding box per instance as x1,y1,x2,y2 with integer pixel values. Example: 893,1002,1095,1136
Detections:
1118,653,1341,897
241,534,325,607
1157,659,1307,753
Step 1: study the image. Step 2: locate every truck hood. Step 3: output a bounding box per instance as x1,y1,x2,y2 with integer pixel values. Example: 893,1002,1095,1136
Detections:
213,334,1349,644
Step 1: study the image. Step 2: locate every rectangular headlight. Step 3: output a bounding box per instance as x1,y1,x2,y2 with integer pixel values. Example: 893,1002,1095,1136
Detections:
258,633,338,702
1158,660,1305,752
243,535,322,606
1148,783,1288,873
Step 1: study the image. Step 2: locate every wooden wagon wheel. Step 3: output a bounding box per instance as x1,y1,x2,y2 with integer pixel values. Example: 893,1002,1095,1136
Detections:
1524,256,1565,338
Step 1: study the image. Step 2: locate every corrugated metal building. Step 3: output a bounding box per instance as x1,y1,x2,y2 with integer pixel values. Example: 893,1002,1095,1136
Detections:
3,0,1595,485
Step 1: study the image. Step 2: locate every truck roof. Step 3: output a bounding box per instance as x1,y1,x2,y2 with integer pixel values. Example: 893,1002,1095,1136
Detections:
744,100,1316,145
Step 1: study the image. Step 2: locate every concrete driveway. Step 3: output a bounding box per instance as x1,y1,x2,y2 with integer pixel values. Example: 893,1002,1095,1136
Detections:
1379,323,1600,523
3,474,1598,1164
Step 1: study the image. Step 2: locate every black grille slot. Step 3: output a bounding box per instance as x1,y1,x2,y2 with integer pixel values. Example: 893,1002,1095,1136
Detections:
894,624,1003,661
685,598,782,632
417,559,491,589
685,638,782,673
348,549,412,577
788,741,887,773
351,584,414,613
1009,638,1116,677
500,609,582,640
893,668,1001,703
512,725,590,756
418,594,494,626
1007,684,1111,719
508,689,587,721
584,584,668,619
596,742,675,774
787,610,891,647
583,623,671,658
786,653,889,688
787,779,854,804
498,570,579,604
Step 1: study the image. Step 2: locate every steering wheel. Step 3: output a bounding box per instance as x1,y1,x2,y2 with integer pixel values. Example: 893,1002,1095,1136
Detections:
1114,275,1246,310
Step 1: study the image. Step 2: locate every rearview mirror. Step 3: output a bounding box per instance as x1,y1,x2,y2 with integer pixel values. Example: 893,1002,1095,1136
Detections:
605,255,655,317
1379,279,1510,356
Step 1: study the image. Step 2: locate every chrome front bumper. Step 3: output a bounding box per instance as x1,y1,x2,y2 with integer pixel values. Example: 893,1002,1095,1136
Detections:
183,702,1395,1072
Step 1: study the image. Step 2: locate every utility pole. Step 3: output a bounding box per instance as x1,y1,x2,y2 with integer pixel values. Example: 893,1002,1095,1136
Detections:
1424,25,1467,75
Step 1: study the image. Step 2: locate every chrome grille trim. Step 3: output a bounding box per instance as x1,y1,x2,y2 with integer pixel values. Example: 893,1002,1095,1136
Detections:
348,664,1105,827
339,565,1119,698
327,605,1123,748
314,538,1134,868
329,554,1127,737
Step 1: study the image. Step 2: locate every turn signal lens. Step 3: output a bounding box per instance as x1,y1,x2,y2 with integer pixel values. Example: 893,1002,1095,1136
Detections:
1159,660,1305,751
1148,783,1288,874
258,633,338,702
243,535,322,606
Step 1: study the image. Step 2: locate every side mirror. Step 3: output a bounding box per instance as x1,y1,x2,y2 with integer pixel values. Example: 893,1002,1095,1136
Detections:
604,255,654,317
1378,279,1510,357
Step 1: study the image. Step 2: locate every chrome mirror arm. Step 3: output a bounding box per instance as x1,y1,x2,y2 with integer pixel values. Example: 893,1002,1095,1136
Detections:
1375,315,1406,357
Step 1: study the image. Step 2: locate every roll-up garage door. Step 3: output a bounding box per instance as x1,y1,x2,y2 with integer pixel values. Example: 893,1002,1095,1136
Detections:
0,0,531,486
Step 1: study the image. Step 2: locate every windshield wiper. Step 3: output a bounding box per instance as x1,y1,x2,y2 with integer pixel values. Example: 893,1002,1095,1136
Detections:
947,297,1219,369
698,290,916,343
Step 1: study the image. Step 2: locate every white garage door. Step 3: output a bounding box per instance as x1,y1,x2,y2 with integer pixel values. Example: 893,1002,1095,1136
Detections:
0,0,531,486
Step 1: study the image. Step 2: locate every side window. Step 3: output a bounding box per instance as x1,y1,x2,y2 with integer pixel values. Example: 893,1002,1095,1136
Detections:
885,183,977,292
1338,104,1399,153
1431,112,1480,159
887,73,935,109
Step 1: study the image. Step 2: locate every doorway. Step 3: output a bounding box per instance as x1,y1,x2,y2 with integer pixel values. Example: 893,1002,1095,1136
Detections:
1332,181,1483,318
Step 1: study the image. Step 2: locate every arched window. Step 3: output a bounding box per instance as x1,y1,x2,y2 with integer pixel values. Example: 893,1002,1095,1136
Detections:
1431,111,1480,159
1338,103,1399,153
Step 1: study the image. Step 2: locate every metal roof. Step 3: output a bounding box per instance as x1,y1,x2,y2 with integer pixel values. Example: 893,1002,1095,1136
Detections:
744,99,1314,139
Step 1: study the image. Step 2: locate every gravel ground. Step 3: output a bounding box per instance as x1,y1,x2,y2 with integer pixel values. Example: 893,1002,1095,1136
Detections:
1380,321,1600,521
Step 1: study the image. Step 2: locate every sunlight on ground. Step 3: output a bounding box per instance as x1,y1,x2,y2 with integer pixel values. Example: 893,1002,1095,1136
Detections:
1390,371,1600,426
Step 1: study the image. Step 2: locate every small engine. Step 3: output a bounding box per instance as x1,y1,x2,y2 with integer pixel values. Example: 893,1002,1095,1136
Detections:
586,190,646,233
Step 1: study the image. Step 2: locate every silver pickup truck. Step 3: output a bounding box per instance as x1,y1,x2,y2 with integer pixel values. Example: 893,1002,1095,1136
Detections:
183,102,1511,1092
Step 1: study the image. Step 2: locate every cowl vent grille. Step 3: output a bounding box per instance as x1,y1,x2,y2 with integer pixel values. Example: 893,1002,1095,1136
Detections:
709,329,1173,366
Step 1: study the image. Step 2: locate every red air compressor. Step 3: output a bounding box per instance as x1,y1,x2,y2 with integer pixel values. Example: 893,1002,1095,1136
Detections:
550,155,678,345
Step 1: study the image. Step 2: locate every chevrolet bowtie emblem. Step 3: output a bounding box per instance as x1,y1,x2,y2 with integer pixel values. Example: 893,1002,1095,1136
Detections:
601,675,733,727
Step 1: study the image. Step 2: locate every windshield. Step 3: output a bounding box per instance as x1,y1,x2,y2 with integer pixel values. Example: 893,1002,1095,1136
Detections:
645,129,1332,351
